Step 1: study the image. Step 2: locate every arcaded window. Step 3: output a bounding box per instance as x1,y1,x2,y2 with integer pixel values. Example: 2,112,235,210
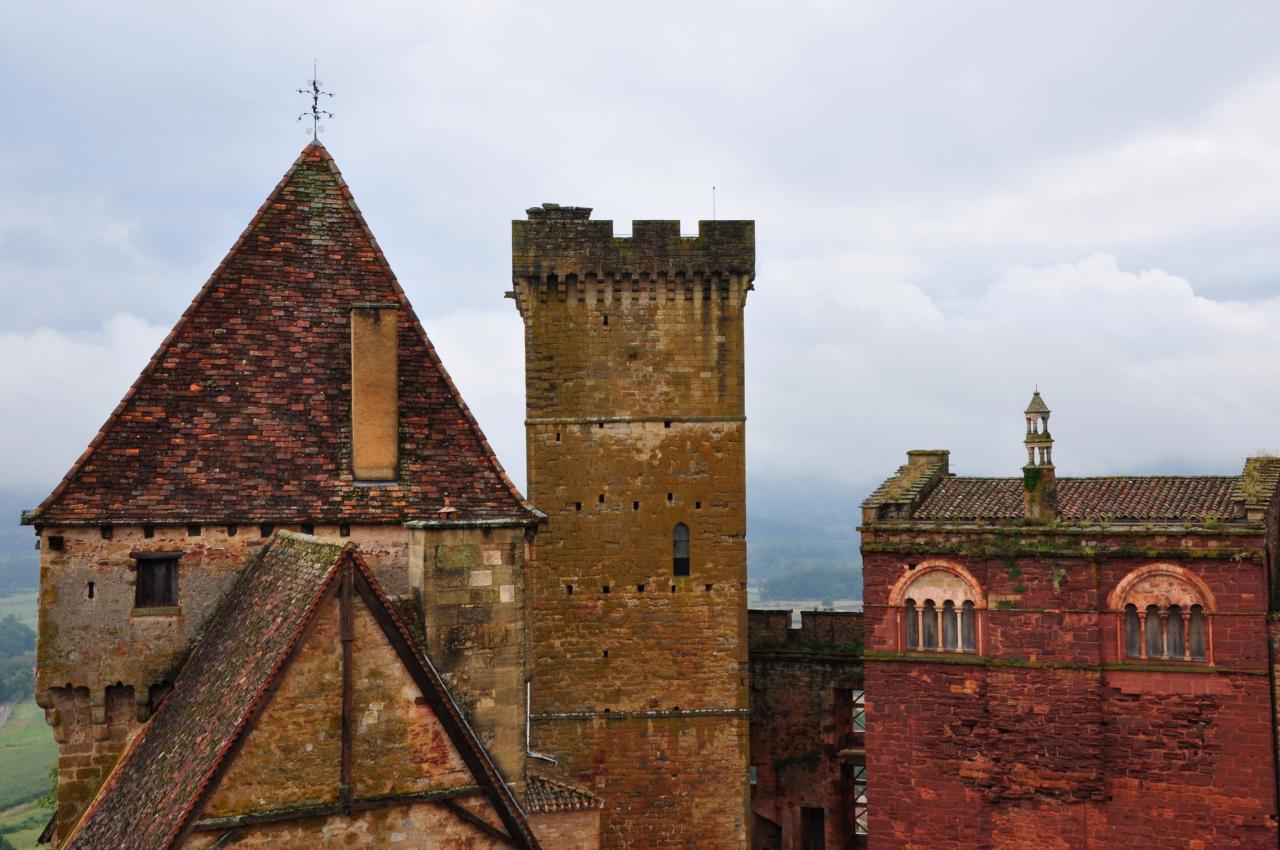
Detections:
1114,565,1211,663
672,523,690,576
891,563,982,654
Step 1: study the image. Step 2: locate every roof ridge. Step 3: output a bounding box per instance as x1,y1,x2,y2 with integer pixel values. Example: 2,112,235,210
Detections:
28,143,321,524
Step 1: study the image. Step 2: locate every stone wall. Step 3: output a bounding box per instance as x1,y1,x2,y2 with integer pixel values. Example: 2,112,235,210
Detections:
861,529,1279,848
532,713,748,849
36,523,410,842
408,522,532,787
515,210,753,850
748,610,865,850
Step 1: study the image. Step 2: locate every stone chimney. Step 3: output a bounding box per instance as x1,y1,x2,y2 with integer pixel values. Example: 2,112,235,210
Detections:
1023,391,1057,521
350,304,399,480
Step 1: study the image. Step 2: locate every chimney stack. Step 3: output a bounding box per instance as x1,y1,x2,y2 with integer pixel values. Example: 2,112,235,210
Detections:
350,304,399,481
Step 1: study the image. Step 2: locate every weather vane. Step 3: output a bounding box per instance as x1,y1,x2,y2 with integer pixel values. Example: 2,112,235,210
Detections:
296,61,334,137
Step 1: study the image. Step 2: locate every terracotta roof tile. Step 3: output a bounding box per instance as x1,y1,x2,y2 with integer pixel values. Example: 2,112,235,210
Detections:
913,476,1241,522
28,141,532,526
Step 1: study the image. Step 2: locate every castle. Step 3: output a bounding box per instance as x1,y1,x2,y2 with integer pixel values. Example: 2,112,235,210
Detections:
25,138,1280,850
23,142,753,849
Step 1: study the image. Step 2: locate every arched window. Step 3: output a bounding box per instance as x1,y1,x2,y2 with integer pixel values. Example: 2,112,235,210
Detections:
672,523,690,576
921,600,938,649
942,601,957,650
891,563,982,655
1113,565,1212,664
1124,604,1141,658
1189,605,1207,661
961,601,976,651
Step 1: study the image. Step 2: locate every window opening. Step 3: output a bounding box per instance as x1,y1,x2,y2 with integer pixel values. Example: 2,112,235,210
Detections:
633,501,640,511
637,584,646,593
566,584,574,595
339,522,350,537
942,600,958,650
134,555,179,608
961,600,977,651
47,535,64,552
1190,605,1207,660
1145,604,1163,658
921,600,938,649
100,526,113,540
87,582,95,600
143,525,155,539
602,585,611,594
598,494,605,504
905,599,918,649
673,523,691,576
300,523,315,535
260,524,274,538
226,524,238,537
187,525,201,537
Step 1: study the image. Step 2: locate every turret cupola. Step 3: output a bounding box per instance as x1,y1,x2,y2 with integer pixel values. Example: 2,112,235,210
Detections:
1023,391,1058,521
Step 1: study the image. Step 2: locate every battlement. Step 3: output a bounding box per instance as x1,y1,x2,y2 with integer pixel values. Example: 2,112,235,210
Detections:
513,203,754,280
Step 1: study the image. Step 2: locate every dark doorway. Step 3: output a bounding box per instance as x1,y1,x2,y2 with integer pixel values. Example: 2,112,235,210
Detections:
801,806,825,850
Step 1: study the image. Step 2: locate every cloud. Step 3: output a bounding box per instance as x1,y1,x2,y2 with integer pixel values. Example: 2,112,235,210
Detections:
748,253,1280,492
0,314,168,492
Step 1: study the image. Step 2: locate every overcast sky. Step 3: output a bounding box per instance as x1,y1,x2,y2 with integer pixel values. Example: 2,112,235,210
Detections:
3,1,1280,512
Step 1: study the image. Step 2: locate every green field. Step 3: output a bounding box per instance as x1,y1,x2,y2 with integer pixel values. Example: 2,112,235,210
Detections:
0,699,56,810
0,799,51,849
0,590,37,630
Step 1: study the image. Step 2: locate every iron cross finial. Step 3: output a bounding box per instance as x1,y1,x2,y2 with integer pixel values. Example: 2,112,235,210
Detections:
296,60,334,137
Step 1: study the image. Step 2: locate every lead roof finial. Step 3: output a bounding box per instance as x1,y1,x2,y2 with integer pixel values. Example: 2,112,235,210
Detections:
296,60,335,139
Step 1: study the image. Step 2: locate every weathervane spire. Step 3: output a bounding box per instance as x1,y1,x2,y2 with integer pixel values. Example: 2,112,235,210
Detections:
296,60,334,138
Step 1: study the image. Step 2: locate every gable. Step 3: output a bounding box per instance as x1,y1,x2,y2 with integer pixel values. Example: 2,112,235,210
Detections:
28,141,532,526
201,594,344,818
62,534,540,850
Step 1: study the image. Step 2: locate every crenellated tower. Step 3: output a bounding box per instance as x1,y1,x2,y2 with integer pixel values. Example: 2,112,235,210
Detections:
511,204,754,850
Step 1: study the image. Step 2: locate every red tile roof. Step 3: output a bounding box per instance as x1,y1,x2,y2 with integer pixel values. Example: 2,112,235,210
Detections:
913,475,1242,522
27,141,534,526
62,532,539,850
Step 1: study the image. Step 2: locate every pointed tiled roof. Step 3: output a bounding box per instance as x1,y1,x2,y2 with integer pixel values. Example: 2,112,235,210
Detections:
27,142,534,526
62,532,539,850
1025,392,1050,415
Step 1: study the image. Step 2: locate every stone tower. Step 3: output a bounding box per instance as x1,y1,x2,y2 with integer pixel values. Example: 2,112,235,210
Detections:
1023,390,1057,521
511,205,754,850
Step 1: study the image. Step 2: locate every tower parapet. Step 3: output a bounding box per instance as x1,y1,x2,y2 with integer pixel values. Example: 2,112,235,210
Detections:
511,206,754,313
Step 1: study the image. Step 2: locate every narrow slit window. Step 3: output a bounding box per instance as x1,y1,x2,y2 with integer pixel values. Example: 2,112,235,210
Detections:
673,523,691,576
87,581,95,600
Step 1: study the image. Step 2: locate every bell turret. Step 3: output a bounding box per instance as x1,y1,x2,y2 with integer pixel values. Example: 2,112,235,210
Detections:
1023,391,1058,521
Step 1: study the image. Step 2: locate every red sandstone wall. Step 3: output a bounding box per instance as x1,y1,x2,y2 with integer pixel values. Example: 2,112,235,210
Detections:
862,536,1278,848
